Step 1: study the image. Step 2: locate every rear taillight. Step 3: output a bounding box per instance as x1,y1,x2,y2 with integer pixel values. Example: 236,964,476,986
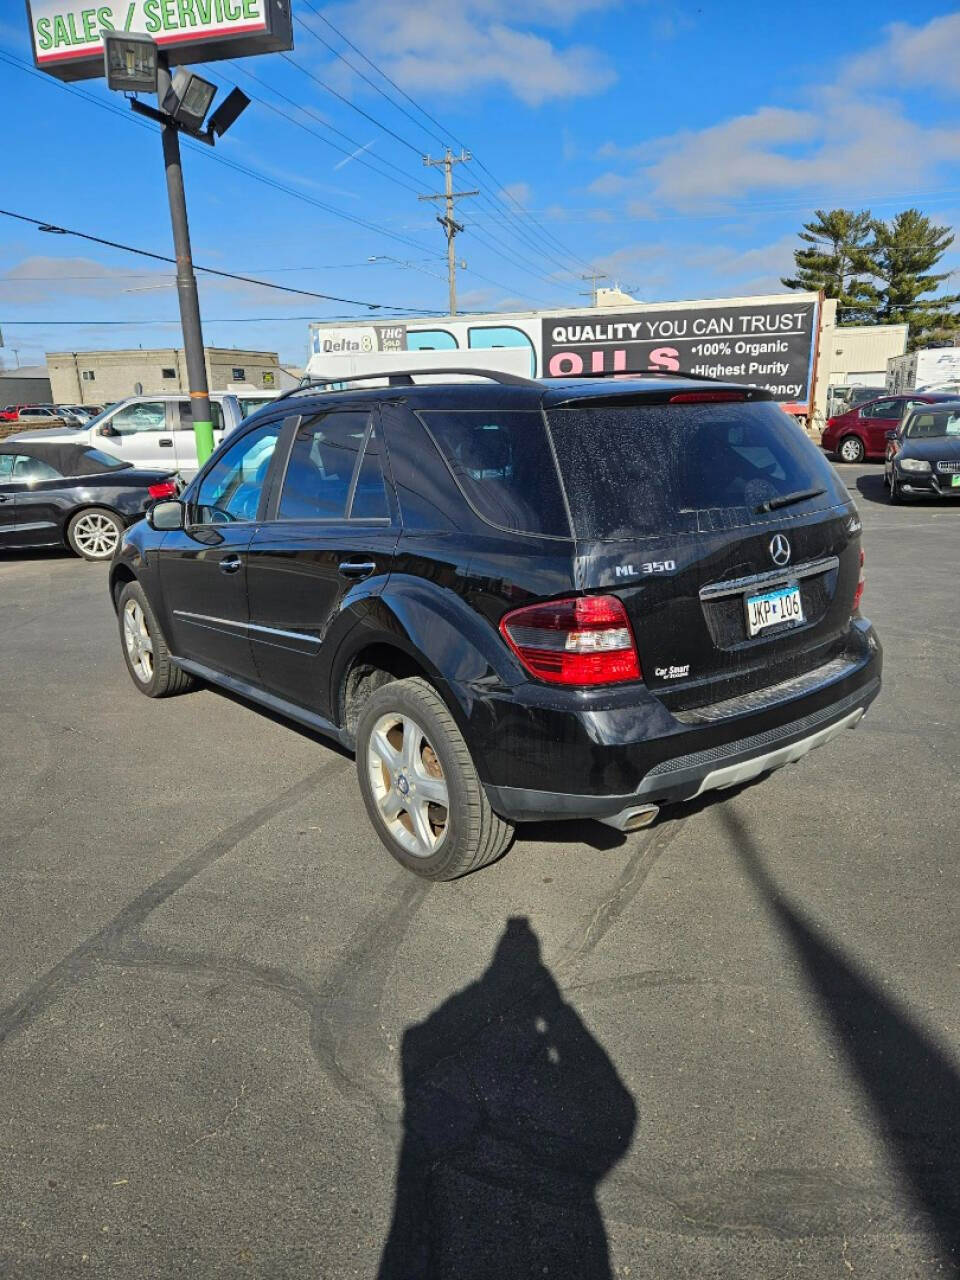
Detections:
499,595,642,686
148,481,178,499
853,547,865,613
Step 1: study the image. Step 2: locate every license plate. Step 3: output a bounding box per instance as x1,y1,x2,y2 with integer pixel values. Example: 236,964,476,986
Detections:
745,585,804,637
952,475,960,488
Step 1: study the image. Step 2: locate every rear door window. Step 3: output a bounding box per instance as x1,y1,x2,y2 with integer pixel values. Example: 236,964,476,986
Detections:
547,400,846,540
416,409,570,537
175,400,224,430
278,410,378,521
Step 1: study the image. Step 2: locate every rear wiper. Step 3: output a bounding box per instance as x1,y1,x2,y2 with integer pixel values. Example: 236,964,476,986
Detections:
755,487,826,513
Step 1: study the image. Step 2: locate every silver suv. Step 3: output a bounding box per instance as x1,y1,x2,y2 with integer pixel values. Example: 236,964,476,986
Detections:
10,393,247,479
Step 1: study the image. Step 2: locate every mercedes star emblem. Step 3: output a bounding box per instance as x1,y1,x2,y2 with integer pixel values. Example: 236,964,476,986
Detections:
770,533,791,567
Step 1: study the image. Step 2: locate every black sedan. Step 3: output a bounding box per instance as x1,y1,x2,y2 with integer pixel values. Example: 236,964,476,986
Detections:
0,442,178,560
884,400,960,503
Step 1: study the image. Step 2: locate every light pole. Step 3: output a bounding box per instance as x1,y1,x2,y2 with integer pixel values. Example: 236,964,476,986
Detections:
156,54,214,464
101,32,249,467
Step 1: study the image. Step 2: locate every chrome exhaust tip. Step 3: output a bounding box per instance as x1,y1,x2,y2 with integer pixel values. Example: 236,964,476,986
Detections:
599,804,660,833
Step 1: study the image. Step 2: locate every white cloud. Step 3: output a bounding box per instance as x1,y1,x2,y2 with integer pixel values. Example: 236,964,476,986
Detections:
0,255,307,312
589,15,960,212
500,181,532,206
319,1,617,105
845,13,960,91
0,257,169,306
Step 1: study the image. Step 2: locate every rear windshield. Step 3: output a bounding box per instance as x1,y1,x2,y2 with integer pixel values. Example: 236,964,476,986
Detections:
904,408,960,438
417,409,570,537
83,448,127,470
547,400,845,540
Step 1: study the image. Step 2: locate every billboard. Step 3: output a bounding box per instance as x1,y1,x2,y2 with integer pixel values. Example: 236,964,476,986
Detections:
26,0,293,81
306,292,823,412
542,299,819,412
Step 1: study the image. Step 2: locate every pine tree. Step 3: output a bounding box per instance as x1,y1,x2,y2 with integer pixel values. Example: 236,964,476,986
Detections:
781,209,878,324
871,210,959,350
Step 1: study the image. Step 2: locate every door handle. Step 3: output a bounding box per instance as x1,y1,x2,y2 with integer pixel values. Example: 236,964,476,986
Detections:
219,555,243,574
338,560,376,579
0,495,12,503
159,437,173,447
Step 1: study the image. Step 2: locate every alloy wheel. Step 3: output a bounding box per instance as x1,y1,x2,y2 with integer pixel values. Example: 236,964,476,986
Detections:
72,512,120,558
367,712,449,857
123,599,154,684
839,438,864,463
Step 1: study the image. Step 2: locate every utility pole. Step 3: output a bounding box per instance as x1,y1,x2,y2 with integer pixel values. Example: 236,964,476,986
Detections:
157,54,214,465
420,150,478,315
579,270,610,307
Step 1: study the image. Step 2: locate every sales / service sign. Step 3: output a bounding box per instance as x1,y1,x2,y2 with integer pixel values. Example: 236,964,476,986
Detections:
542,297,819,411
26,0,293,81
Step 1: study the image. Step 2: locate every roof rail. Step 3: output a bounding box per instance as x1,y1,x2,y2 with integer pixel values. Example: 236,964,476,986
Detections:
276,367,539,402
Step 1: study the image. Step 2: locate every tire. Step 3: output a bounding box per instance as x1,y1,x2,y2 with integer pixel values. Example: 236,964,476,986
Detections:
117,580,197,698
356,676,514,880
67,506,124,561
838,436,865,464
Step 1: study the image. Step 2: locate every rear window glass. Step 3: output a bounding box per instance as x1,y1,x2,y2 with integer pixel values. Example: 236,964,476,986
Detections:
417,409,570,537
83,448,126,470
547,401,845,540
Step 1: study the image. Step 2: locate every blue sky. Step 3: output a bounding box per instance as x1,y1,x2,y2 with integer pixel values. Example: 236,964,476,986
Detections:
2,1,959,368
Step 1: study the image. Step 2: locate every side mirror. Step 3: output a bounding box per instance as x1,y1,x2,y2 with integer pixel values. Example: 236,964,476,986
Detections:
148,499,185,531
98,423,120,438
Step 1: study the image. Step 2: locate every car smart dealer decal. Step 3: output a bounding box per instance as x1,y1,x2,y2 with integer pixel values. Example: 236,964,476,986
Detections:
31,0,268,63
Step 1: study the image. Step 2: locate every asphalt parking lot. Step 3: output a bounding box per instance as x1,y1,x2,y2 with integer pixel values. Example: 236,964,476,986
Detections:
1,460,958,1279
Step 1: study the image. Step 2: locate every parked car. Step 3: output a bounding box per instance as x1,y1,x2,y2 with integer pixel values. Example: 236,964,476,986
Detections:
0,441,178,560
1,405,28,423
821,392,957,462
9,392,246,478
57,403,97,424
884,400,960,503
110,371,881,879
12,406,68,426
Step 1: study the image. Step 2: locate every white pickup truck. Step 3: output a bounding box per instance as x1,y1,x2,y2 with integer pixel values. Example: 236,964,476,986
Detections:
9,391,278,479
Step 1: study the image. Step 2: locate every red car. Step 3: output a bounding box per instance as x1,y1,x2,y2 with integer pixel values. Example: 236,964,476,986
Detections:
821,392,957,463
0,405,29,423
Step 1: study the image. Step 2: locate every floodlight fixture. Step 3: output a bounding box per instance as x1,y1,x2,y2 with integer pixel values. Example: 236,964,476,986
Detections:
207,88,251,139
103,31,158,94
162,68,217,131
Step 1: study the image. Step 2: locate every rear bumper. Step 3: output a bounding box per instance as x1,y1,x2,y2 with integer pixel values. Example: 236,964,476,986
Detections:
476,619,881,822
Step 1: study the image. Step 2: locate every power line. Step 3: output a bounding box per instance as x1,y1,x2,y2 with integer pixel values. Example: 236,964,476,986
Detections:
289,8,595,279
295,4,447,151
0,46,557,309
282,31,579,287
281,48,428,160
0,49,440,262
218,60,429,197
0,207,450,314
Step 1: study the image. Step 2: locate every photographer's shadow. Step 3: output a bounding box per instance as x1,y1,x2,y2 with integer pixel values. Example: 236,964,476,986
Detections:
378,917,636,1279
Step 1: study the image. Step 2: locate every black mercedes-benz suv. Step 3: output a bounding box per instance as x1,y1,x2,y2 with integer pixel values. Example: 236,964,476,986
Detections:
110,371,881,879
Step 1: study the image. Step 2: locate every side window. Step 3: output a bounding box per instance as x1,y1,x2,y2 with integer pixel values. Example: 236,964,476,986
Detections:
111,401,167,434
278,411,372,521
176,400,224,431
12,454,60,481
194,422,280,524
0,454,15,480
417,409,570,536
349,426,389,519
863,399,896,419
